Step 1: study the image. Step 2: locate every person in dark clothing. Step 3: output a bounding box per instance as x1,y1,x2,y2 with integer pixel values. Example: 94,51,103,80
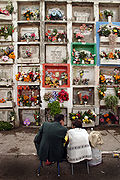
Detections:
34,114,67,162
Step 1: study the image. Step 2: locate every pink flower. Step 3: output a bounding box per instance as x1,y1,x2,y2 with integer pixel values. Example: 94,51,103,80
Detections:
2,56,9,62
31,33,35,38
100,118,104,123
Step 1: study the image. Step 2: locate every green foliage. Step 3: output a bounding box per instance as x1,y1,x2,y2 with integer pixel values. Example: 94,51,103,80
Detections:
48,101,61,117
0,121,13,131
98,25,111,37
104,10,113,20
6,0,14,14
105,95,118,113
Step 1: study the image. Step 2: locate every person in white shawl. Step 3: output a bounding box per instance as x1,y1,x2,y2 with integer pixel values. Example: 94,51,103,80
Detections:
67,120,92,163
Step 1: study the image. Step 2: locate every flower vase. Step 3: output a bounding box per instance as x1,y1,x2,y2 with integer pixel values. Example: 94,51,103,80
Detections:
63,38,66,43
32,102,35,106
36,122,39,126
108,16,112,23
84,101,87,106
58,38,62,42
78,39,81,42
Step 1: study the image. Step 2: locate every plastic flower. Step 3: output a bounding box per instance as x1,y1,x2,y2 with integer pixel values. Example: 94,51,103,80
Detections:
1,56,9,61
23,118,30,126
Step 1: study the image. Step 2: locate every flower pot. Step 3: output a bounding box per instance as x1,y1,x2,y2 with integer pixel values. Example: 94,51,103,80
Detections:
84,101,87,106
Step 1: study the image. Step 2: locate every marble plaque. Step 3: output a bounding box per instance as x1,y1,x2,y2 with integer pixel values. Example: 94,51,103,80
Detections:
0,65,12,81
46,45,66,63
0,110,11,122
19,45,39,59
21,109,39,122
20,26,39,38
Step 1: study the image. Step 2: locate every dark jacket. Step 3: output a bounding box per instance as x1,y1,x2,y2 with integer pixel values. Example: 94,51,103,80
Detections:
34,121,67,162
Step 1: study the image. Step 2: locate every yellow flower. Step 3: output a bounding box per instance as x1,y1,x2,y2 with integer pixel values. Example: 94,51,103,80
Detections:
72,116,75,120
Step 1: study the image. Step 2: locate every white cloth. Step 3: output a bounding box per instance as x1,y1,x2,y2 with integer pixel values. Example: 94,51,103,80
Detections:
88,147,102,166
89,131,103,148
67,128,92,163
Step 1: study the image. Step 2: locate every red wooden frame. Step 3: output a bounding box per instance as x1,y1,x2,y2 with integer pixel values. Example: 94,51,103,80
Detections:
42,63,70,88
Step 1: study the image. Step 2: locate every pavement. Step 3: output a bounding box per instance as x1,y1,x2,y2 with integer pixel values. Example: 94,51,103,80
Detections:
0,126,120,156
0,126,120,180
0,126,120,155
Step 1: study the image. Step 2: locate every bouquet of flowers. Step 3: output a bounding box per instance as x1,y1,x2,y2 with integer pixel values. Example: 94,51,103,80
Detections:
60,72,68,85
97,85,106,100
0,98,6,103
20,33,39,42
99,73,106,84
58,89,69,102
113,68,120,84
100,50,120,60
17,85,40,107
104,10,113,20
44,91,58,103
23,118,30,126
73,32,84,42
9,111,16,123
46,9,64,20
83,109,96,122
69,112,83,121
0,25,14,39
82,95,89,102
23,10,33,20
45,29,58,42
33,111,40,125
100,112,118,125
72,48,95,65
15,70,40,82
97,25,111,37
26,50,32,57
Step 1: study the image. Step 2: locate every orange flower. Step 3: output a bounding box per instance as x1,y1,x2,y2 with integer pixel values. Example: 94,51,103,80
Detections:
104,113,109,117
27,18,30,21
108,52,114,59
106,118,110,122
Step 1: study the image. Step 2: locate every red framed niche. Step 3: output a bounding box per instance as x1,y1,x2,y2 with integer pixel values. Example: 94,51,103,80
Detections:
42,63,70,88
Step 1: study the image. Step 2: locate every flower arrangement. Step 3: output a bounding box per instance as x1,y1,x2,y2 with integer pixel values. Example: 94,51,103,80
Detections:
45,29,66,42
46,9,65,21
73,70,84,85
98,25,120,37
44,90,69,103
0,46,15,61
99,73,106,84
72,49,95,65
0,0,14,16
9,110,16,123
0,98,6,103
23,118,31,126
45,71,68,88
16,69,40,82
100,112,118,125
100,50,120,60
97,85,106,100
33,111,40,125
23,10,34,21
82,95,89,102
25,50,32,57
97,25,111,37
20,32,39,42
0,25,14,39
58,89,69,102
17,85,41,107
113,68,120,84
69,109,96,124
104,10,113,20
69,112,83,121
73,32,84,42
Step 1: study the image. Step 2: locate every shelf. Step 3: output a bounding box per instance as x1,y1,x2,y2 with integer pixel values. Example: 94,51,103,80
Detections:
0,101,12,108
18,106,40,109
72,21,95,24
17,21,40,23
17,42,40,45
82,121,95,128
100,59,120,65
17,81,40,86
17,58,40,64
0,82,12,86
45,20,67,24
73,105,95,108
0,14,12,21
44,42,67,45
72,85,95,88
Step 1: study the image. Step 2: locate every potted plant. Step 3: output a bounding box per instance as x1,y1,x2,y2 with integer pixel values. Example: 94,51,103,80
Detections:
104,10,113,22
33,111,40,126
105,95,118,113
48,100,61,117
